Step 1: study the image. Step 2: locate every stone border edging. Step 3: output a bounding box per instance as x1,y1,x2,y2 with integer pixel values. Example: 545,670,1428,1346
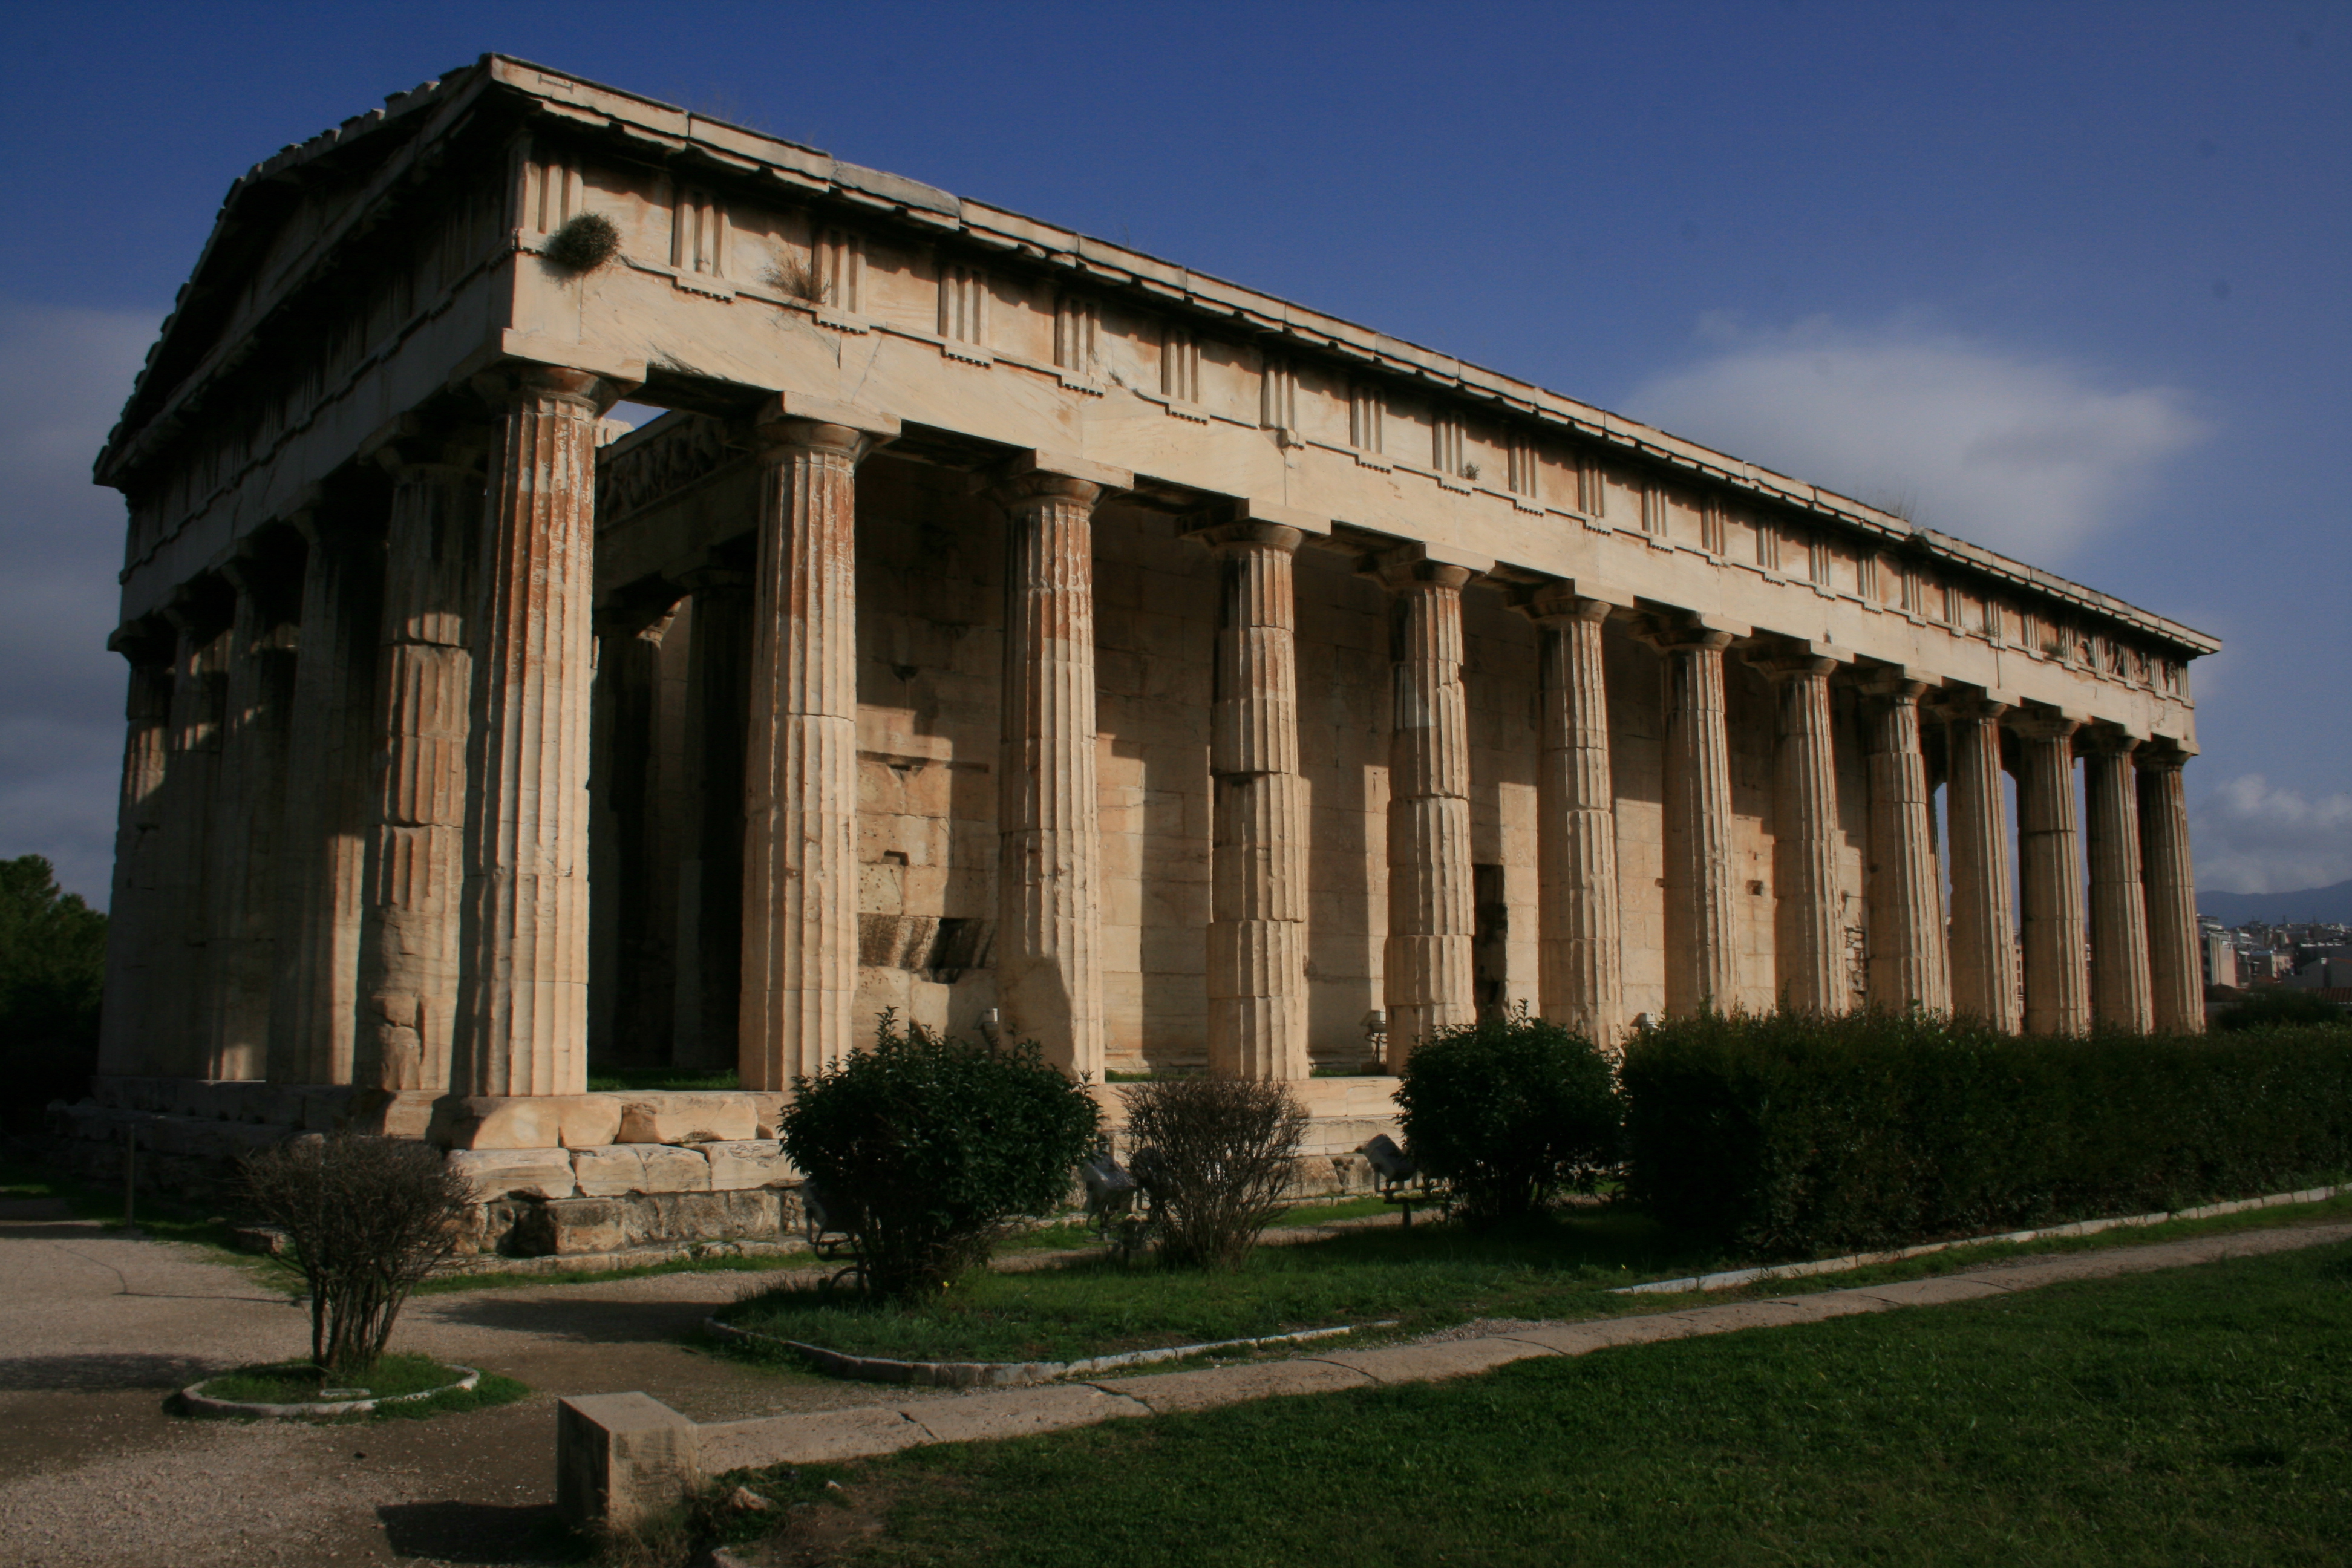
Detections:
178,1364,482,1419
702,1316,1381,1388
558,1214,2352,1529
1613,1184,2348,1296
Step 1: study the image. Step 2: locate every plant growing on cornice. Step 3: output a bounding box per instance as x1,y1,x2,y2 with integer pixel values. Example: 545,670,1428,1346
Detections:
763,252,821,302
544,211,621,273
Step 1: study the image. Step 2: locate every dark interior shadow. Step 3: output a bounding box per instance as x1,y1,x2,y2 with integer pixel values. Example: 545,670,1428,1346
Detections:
376,1501,569,1564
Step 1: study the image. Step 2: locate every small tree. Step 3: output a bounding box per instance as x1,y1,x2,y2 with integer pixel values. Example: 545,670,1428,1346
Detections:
1122,1076,1308,1270
240,1134,475,1379
0,855,107,1132
1396,1013,1622,1224
779,1013,1101,1298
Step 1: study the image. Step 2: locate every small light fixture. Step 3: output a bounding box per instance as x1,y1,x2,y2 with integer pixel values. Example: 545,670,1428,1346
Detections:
1361,1010,1388,1066
976,1007,1002,1047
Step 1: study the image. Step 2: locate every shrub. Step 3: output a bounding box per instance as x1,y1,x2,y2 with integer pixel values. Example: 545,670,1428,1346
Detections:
1120,1076,1308,1270
2210,988,2351,1031
544,211,621,272
0,855,106,1131
1394,1013,1623,1224
240,1133,476,1378
1621,1010,2352,1259
778,1012,1100,1297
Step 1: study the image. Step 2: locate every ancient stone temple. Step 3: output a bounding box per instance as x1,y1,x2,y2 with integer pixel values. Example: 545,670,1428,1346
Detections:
68,57,2215,1255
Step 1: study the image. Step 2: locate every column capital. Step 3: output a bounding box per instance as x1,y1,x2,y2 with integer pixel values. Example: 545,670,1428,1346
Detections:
1193,519,1305,555
751,393,900,463
990,449,1132,509
1181,495,1329,547
2135,743,2191,774
1744,636,1851,682
1521,580,1625,625
363,415,490,481
2079,724,2145,757
451,330,645,410
1857,666,1936,702
2012,709,2085,744
1372,543,1481,592
1638,613,1738,653
1928,684,2014,722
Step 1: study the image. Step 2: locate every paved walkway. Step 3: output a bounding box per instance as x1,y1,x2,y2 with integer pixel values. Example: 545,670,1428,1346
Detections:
1,1206,2344,1566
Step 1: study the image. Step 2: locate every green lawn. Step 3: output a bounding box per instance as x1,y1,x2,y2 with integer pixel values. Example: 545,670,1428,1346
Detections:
711,1194,2352,1369
183,1353,529,1422
708,1238,2352,1567
714,1207,1734,1365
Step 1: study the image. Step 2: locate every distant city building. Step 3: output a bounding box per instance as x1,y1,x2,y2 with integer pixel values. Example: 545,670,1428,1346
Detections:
2284,955,2352,990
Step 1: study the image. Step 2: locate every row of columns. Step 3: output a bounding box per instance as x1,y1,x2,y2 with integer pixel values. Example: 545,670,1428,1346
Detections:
101,362,2208,1099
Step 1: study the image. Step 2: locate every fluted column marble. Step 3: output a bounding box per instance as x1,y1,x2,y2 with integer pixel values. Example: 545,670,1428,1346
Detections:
267,508,382,1084
2138,750,2204,1032
1660,625,1741,1016
96,644,175,1078
1204,521,1309,1080
356,437,482,1093
1379,552,1477,1062
1861,674,1950,1013
1757,653,1847,1015
2017,714,2092,1036
2084,730,2155,1032
673,571,752,1070
154,606,228,1079
995,458,1125,1079
1527,587,1622,1046
1943,697,2022,1031
206,560,299,1081
451,364,631,1099
740,415,889,1092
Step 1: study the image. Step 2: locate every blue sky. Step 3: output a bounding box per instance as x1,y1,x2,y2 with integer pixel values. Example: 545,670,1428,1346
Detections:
2,1,2345,904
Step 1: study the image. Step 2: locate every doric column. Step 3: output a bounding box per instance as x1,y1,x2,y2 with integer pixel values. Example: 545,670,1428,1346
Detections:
2138,748,2204,1031
96,634,175,1078
1860,673,1950,1013
451,362,634,1099
356,433,483,1093
206,556,300,1081
1658,622,1741,1016
1756,650,1847,1015
1202,518,1309,1079
2017,713,2091,1036
995,454,1128,1079
1526,586,1622,1045
1378,550,1477,1062
154,601,229,1079
2084,729,2155,1032
1942,696,2022,1031
267,506,383,1084
740,405,895,1093
672,569,752,1070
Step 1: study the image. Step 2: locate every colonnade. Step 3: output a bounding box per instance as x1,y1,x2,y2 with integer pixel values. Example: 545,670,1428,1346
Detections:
97,365,2210,1106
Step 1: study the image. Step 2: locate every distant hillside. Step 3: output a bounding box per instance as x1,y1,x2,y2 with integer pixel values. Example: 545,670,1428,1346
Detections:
2197,878,2352,927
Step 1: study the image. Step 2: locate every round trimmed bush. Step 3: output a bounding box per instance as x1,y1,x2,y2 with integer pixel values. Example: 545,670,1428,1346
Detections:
778,1013,1101,1297
1394,1014,1622,1224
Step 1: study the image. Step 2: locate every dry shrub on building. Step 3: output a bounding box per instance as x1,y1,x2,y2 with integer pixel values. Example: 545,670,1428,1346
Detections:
544,211,621,272
1396,1013,1624,1226
1122,1075,1309,1270
779,1012,1102,1298
239,1132,475,1379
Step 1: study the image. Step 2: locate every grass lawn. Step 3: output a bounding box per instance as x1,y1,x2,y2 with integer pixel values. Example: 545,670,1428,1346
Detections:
183,1353,529,1421
706,1238,2352,1567
711,1194,2352,1370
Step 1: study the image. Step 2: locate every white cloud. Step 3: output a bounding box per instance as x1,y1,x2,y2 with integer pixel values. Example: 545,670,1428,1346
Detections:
1621,316,2206,563
2188,774,2352,895
0,300,163,906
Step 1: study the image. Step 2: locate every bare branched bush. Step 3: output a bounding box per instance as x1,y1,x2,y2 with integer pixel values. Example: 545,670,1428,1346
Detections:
1121,1076,1308,1270
240,1134,475,1378
544,211,621,272
763,253,821,302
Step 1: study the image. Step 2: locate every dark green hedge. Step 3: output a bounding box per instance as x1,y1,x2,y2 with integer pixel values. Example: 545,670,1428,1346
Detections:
1620,1011,2352,1259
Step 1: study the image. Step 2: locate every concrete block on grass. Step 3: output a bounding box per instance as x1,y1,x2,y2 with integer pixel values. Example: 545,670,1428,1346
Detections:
557,1392,699,1528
